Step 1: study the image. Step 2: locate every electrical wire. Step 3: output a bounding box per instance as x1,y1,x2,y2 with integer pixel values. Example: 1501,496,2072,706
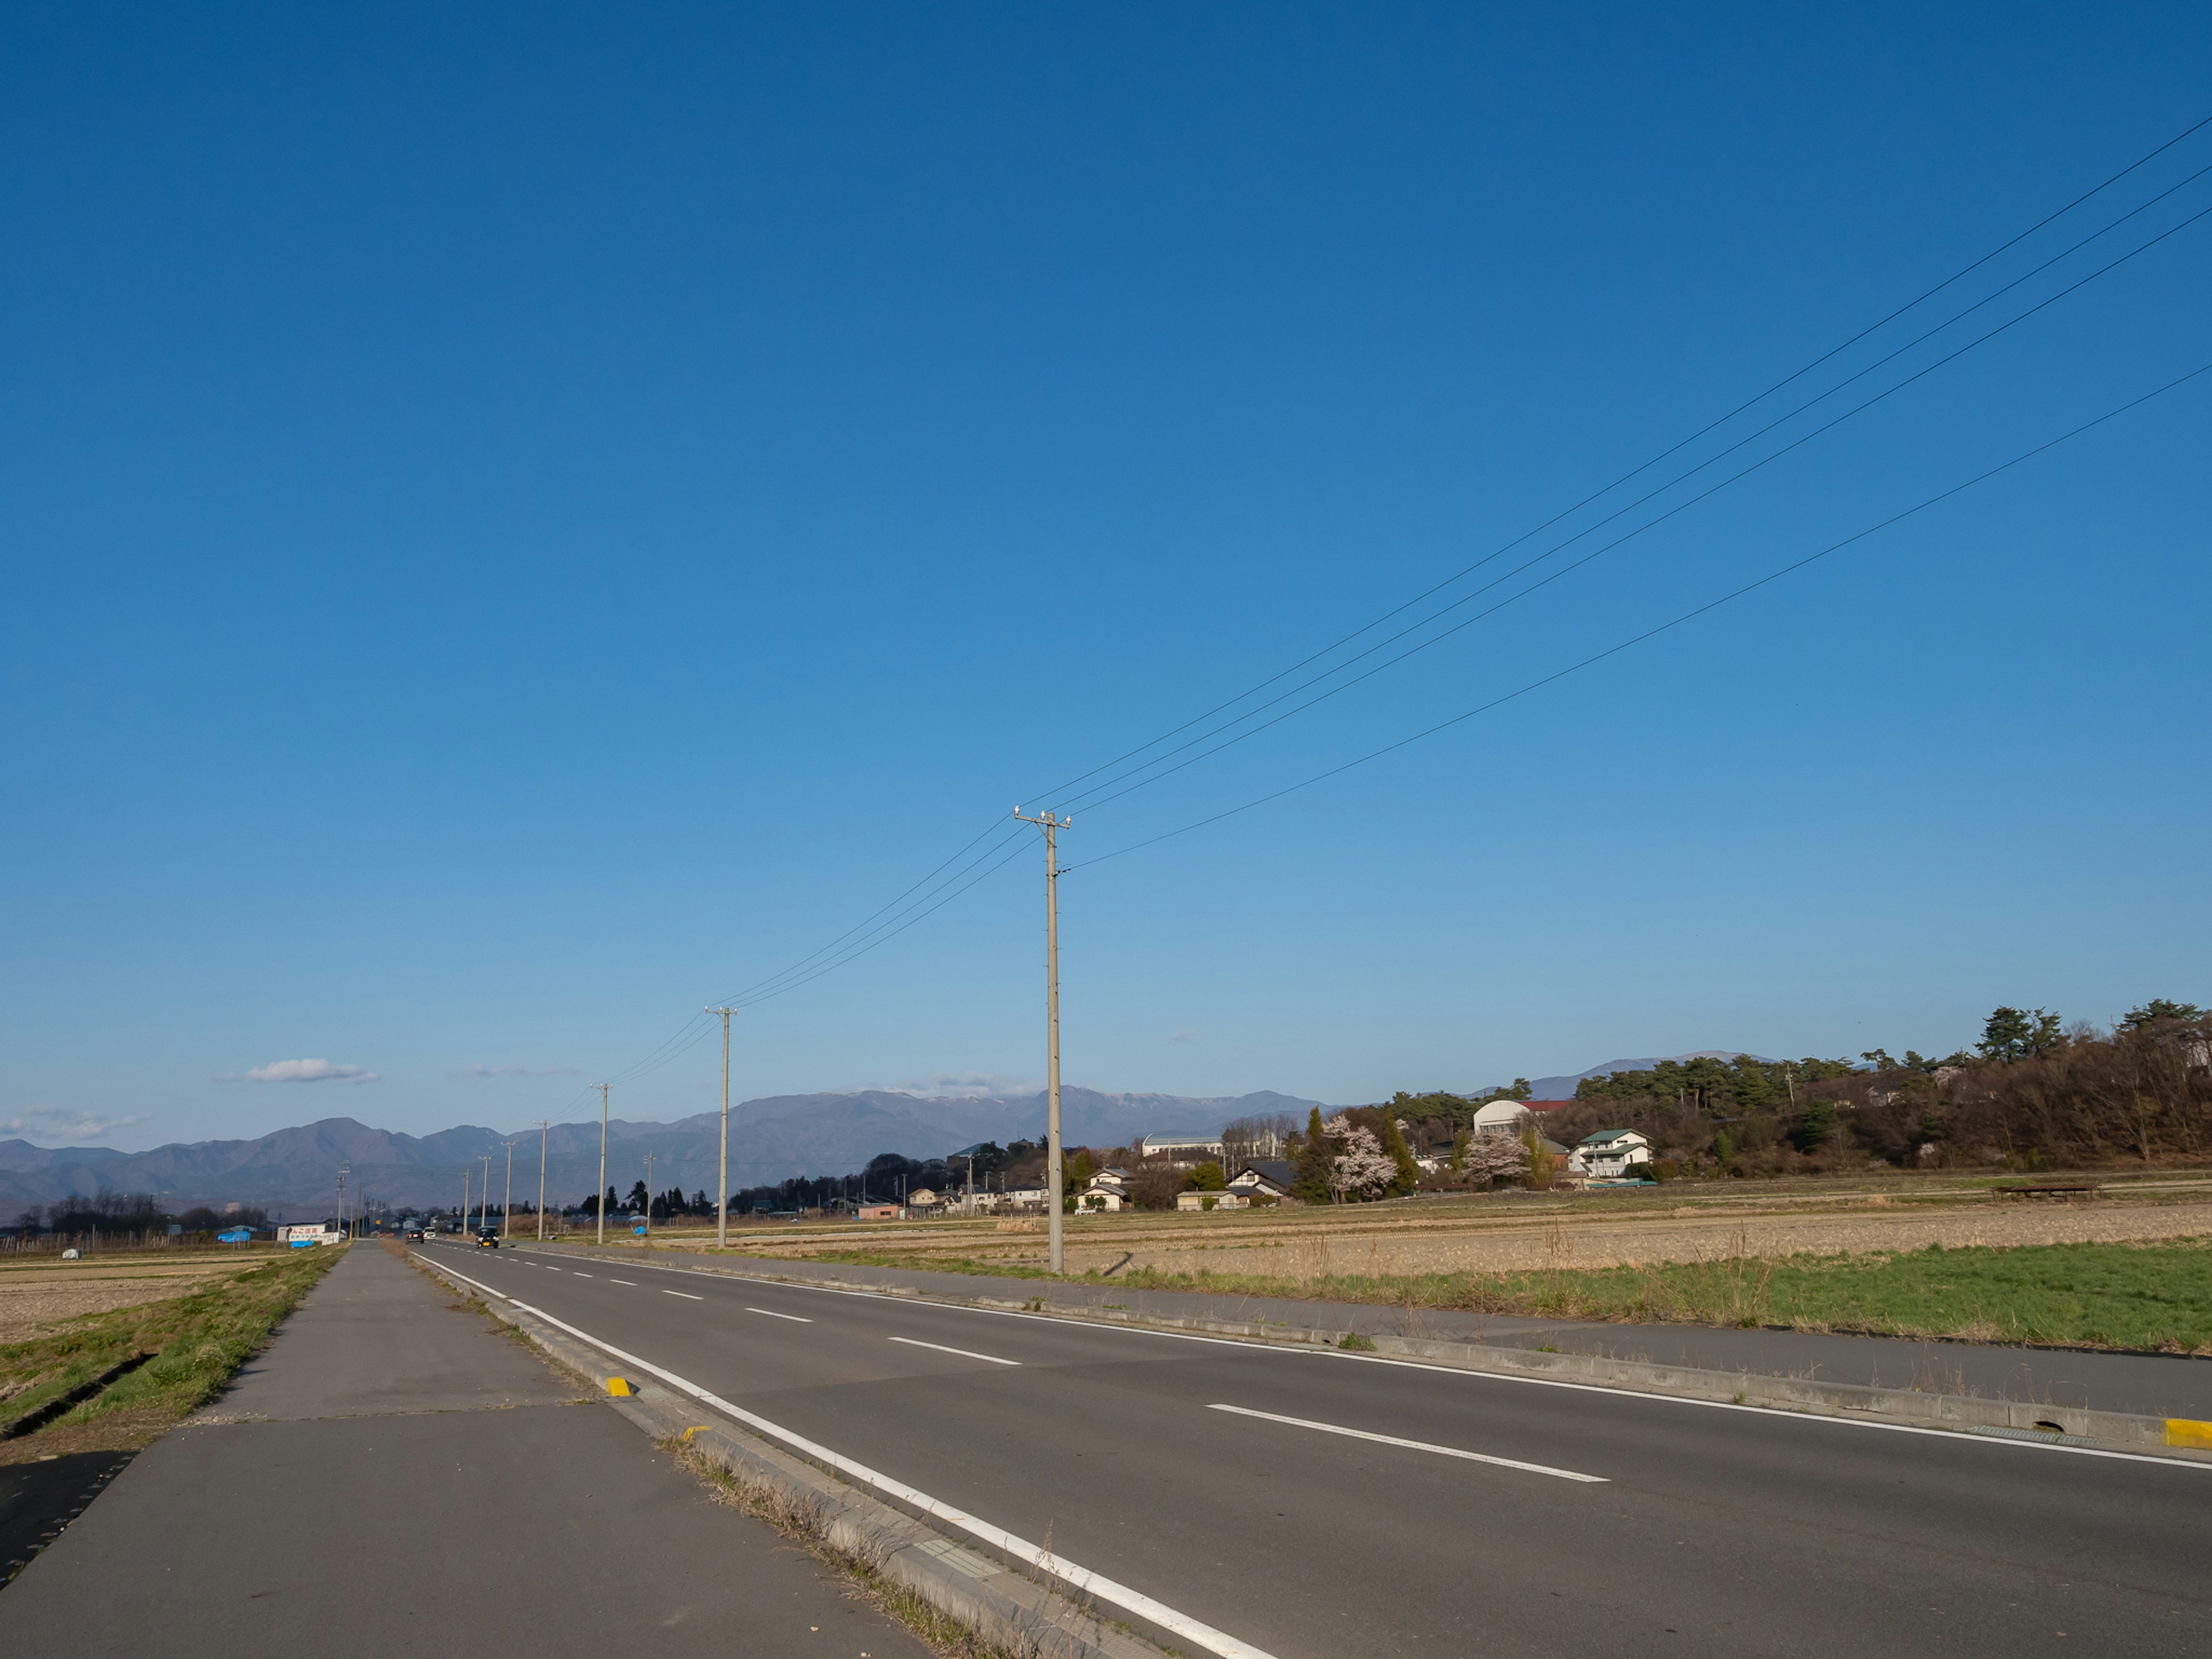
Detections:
1016,113,2212,812
1046,198,2212,819
1062,359,2212,873
578,116,2211,1073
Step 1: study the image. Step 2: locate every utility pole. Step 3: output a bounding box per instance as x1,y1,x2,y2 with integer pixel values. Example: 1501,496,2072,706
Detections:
336,1163,349,1240
501,1142,517,1240
461,1168,470,1236
709,1006,734,1249
479,1156,491,1232
642,1151,656,1242
596,1083,610,1247
536,1120,549,1241
1013,808,1069,1274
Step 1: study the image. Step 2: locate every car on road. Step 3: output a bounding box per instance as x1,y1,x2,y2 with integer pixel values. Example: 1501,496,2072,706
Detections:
474,1228,499,1248
404,1226,425,1241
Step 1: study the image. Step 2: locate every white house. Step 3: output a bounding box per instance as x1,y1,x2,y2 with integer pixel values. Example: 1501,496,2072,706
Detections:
1472,1100,1575,1138
1567,1130,1653,1179
1228,1160,1296,1199
1135,1134,1224,1164
1176,1190,1247,1211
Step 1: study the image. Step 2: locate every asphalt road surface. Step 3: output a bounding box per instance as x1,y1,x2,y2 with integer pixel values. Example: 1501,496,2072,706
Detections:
425,1237,2212,1659
0,1246,932,1658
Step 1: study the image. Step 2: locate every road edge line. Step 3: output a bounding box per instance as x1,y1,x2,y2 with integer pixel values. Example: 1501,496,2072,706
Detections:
412,1249,1268,1659
512,1241,2212,1465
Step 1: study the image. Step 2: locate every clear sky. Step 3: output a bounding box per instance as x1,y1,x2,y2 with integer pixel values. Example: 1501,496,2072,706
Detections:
5,3,2208,1151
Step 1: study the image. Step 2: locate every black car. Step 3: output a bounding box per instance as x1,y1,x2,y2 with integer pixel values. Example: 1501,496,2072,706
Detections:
474,1228,499,1248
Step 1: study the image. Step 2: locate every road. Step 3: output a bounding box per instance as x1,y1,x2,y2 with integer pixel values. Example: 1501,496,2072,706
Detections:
0,1245,933,1658
421,1238,2212,1658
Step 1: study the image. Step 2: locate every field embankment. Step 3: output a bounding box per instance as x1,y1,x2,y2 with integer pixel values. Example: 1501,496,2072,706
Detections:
0,1244,341,1463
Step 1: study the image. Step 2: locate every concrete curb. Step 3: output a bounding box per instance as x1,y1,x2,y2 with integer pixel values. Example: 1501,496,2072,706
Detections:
531,1243,2212,1460
414,1252,1162,1659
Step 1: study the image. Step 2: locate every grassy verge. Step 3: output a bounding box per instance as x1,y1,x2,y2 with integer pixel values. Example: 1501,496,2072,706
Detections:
780,1238,2212,1354
0,1244,343,1462
671,1440,1069,1659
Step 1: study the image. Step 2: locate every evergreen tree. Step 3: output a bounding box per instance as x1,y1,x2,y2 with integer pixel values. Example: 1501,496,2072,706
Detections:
1291,1107,1334,1203
1377,1115,1420,1195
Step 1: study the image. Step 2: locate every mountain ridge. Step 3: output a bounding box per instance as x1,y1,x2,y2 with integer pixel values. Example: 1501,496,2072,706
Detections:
0,1086,1326,1217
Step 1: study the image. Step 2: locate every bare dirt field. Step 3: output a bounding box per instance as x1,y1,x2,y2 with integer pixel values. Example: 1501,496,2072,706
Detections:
0,1257,263,1338
635,1172,2212,1282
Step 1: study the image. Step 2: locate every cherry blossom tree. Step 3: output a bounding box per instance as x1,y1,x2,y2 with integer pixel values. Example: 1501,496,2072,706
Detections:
1325,1113,1398,1201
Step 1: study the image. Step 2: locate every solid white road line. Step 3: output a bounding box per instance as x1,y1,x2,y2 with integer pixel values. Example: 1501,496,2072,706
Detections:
500,1248,2212,1473
663,1289,703,1300
1208,1403,1607,1483
889,1335,1021,1367
1315,1350,2212,1474
423,1259,1275,1659
747,1306,812,1322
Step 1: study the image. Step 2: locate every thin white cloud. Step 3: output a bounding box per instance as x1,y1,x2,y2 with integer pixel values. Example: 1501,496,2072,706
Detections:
459,1064,582,1078
247,1058,379,1085
3,1105,147,1142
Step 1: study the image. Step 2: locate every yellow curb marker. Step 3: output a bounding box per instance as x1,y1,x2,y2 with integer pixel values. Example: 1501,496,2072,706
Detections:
2165,1418,2212,1449
605,1377,634,1396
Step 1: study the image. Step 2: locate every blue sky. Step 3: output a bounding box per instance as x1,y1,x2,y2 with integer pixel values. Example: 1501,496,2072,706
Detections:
5,3,2208,1152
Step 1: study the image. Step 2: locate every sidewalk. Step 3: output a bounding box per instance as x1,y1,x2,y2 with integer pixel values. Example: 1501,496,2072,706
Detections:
545,1238,2212,1419
0,1244,930,1656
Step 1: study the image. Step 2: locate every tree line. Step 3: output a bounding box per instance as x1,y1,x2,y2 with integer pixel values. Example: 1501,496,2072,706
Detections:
1540,1001,2207,1175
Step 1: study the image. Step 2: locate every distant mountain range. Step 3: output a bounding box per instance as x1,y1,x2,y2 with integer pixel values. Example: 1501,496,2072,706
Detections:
0,1087,1325,1218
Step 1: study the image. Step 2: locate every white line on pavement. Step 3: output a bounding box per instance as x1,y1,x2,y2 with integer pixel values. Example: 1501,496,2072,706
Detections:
747,1307,812,1322
889,1335,1021,1367
505,1248,2212,1472
423,1259,1274,1659
1208,1403,1606,1483
610,1279,638,1286
664,1290,702,1300
572,1272,593,1277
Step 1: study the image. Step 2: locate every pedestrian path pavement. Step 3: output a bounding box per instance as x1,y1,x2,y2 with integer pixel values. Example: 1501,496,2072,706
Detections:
0,1244,931,1657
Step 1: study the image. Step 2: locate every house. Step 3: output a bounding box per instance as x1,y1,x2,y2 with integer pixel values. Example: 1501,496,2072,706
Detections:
855,1203,900,1221
1567,1129,1653,1179
1073,1178,1126,1212
1176,1191,1248,1211
1135,1134,1224,1164
999,1185,1049,1211
1227,1160,1296,1199
1471,1100,1575,1138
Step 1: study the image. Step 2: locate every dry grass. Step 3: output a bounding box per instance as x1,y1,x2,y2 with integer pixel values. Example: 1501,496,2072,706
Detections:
671,1441,1051,1659
0,1257,266,1334
0,1244,342,1463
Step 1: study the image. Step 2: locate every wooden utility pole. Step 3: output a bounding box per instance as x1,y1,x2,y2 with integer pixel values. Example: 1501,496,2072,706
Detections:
1014,809,1070,1274
596,1084,610,1246
709,1006,735,1248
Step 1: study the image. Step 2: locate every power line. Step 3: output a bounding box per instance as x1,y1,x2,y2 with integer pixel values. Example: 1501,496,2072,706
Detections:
1063,359,2212,873
565,117,2212,1060
1017,113,2212,812
1048,199,2212,822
